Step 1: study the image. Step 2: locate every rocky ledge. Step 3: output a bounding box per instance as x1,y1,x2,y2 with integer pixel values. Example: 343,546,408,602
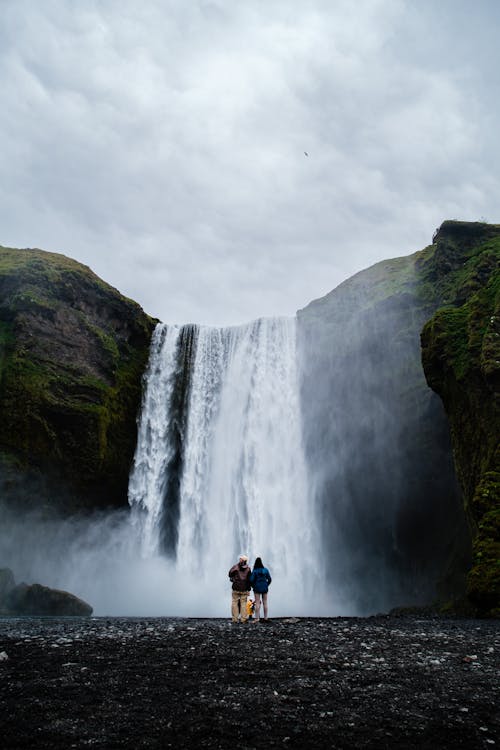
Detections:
0,616,498,749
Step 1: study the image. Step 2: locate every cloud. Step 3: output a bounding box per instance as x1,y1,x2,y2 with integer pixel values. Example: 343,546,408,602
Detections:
0,0,498,324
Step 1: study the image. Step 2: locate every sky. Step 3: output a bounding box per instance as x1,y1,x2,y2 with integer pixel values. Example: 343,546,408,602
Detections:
0,0,499,326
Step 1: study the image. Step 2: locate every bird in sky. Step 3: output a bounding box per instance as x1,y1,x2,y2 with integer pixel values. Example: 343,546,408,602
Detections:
304,151,309,156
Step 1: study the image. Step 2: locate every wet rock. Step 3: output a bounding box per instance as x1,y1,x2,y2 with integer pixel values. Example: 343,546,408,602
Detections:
4,582,92,616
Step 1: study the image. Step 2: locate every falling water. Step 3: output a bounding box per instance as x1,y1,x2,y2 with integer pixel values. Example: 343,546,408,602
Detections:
128,317,321,615
128,324,181,555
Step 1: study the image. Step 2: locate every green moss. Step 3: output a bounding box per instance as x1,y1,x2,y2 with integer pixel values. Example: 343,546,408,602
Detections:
89,324,120,362
0,244,156,511
472,472,500,517
420,221,500,616
467,522,500,614
303,251,422,324
0,321,14,382
0,246,108,290
424,306,470,382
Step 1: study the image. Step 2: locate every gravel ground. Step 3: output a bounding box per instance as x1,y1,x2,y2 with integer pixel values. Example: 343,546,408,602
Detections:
0,615,498,749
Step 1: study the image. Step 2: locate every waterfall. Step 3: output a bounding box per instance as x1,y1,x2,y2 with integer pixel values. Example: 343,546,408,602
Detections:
128,317,321,615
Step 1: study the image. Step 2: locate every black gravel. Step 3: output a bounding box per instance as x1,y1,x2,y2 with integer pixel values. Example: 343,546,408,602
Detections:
0,616,498,749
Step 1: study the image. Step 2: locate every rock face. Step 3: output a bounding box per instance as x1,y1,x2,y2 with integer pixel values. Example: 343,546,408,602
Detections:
297,232,470,613
298,220,499,616
421,221,500,616
0,567,92,616
0,245,156,512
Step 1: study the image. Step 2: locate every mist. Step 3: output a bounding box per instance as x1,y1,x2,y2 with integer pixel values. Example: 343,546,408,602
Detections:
0,501,350,617
297,258,470,614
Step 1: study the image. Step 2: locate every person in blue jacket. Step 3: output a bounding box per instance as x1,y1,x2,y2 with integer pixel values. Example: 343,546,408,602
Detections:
250,557,272,622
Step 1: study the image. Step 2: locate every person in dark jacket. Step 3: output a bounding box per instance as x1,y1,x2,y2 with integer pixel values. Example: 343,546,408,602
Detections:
250,557,272,622
228,554,252,623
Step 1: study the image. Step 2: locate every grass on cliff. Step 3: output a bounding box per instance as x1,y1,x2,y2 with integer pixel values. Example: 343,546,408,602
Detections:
1,246,108,291
0,244,155,509
301,251,424,323
420,224,500,616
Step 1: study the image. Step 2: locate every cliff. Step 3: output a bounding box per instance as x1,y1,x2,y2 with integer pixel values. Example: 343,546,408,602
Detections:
297,234,469,614
421,221,500,616
298,219,499,616
0,245,156,512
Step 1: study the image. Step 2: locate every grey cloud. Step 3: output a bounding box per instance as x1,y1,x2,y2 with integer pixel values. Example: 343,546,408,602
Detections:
0,0,498,325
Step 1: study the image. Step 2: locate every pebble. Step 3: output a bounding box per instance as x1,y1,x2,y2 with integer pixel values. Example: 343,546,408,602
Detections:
0,615,498,749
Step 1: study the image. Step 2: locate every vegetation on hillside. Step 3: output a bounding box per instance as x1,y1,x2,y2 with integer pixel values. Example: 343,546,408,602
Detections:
420,221,500,616
0,245,156,511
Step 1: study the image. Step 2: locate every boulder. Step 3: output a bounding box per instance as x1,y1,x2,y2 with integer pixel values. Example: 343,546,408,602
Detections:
4,582,93,616
0,567,93,616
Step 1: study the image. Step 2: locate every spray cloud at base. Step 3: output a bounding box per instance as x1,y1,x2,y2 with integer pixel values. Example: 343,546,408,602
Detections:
297,259,469,614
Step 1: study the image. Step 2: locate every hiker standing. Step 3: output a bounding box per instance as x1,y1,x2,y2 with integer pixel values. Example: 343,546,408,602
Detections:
250,557,272,622
228,554,252,623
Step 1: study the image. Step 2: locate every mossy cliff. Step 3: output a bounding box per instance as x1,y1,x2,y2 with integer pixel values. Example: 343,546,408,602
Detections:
298,219,498,616
420,221,500,616
0,245,156,511
297,240,469,614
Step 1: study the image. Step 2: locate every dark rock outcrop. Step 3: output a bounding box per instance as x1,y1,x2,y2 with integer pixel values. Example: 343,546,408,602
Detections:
0,245,157,512
0,567,92,616
421,221,500,616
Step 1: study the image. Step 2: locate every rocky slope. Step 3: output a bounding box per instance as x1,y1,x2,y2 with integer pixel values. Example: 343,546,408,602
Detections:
420,221,500,616
0,245,156,512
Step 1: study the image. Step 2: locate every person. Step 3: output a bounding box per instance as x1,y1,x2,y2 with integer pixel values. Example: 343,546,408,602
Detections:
250,557,272,622
228,554,252,623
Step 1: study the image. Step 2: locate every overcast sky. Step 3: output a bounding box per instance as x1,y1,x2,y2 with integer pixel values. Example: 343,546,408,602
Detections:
1,1,499,325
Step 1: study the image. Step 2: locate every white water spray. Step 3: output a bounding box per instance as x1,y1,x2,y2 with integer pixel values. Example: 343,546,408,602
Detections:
128,317,322,615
